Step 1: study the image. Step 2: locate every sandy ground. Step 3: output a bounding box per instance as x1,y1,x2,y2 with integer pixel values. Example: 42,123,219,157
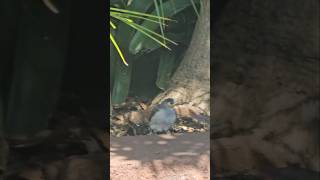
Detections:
110,132,210,180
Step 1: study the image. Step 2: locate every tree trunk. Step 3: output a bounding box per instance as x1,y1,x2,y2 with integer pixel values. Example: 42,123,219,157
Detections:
152,0,210,115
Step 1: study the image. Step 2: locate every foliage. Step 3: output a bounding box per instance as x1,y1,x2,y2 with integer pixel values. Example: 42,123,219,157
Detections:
110,0,200,104
110,7,175,66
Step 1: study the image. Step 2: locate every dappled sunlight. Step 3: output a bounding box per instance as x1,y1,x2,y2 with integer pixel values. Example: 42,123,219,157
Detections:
110,132,210,179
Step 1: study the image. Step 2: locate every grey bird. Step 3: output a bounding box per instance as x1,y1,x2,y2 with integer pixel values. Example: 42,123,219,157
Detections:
149,98,177,133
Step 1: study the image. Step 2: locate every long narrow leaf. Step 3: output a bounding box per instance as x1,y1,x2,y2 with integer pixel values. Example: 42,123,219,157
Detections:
153,0,166,45
110,33,128,66
129,0,199,54
111,7,173,21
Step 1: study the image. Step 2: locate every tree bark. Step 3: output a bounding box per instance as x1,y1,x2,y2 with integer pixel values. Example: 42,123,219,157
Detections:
152,0,210,115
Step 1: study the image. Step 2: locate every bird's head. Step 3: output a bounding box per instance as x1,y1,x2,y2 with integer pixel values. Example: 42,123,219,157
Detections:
161,98,175,108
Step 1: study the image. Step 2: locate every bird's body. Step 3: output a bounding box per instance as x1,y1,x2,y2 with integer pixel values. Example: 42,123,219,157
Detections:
149,99,176,133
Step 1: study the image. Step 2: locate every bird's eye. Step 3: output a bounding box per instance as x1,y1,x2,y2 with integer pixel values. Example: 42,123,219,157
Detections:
170,101,174,105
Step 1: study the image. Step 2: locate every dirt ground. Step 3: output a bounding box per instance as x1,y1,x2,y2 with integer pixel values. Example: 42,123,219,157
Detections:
110,97,210,180
110,133,210,180
3,96,210,180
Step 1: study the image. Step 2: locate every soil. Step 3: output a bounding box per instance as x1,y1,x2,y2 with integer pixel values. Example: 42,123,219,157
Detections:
3,95,209,180
109,97,210,180
110,132,210,180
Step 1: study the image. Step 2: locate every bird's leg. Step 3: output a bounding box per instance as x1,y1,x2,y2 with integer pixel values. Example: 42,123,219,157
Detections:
128,123,137,136
147,127,153,135
168,128,174,136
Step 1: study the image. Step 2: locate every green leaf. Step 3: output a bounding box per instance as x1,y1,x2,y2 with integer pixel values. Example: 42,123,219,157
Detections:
129,0,199,55
110,0,155,104
111,55,133,104
156,51,176,90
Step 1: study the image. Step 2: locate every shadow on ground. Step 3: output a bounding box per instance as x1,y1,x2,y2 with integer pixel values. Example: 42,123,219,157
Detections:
110,132,210,179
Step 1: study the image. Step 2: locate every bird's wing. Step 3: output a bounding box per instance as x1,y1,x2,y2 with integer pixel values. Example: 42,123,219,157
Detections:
149,109,171,132
149,104,164,120
150,108,165,123
150,108,176,125
165,108,176,124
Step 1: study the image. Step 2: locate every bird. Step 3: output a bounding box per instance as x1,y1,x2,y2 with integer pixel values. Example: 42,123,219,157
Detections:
148,98,177,133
